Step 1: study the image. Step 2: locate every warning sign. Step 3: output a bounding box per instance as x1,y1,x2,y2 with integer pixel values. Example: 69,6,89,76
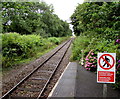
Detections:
98,54,115,70
97,53,116,83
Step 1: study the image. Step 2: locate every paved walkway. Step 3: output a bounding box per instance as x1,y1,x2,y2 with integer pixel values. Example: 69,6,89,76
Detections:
48,62,120,98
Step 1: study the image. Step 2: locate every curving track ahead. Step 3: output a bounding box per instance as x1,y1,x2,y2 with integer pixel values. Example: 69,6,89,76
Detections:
1,38,73,99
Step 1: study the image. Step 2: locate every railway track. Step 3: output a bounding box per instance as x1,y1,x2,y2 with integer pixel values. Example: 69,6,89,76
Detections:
1,39,73,99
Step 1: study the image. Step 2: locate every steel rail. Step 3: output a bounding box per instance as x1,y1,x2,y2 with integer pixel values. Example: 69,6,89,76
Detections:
37,39,72,99
1,39,71,99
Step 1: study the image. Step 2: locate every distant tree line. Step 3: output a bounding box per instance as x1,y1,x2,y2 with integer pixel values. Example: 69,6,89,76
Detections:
2,2,72,37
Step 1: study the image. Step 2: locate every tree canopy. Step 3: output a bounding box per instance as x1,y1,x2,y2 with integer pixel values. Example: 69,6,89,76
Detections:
71,2,120,40
2,2,72,37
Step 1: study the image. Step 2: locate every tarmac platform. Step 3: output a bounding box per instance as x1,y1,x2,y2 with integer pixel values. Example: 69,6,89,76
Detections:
48,62,120,98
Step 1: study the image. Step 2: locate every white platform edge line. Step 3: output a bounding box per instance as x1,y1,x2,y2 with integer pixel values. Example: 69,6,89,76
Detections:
47,62,71,98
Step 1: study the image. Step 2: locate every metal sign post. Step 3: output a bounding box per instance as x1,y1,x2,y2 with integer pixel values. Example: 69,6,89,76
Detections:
103,83,107,97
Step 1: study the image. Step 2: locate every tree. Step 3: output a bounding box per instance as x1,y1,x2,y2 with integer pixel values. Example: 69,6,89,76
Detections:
2,2,72,37
71,2,120,39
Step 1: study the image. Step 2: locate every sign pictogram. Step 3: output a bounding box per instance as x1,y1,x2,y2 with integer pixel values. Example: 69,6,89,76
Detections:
97,53,116,83
98,54,115,70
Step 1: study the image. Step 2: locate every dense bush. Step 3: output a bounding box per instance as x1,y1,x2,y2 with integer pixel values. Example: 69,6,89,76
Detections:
2,33,67,68
71,36,90,60
72,36,120,68
2,33,42,58
48,37,60,45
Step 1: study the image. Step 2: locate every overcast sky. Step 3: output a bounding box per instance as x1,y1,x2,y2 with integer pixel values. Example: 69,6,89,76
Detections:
42,0,84,22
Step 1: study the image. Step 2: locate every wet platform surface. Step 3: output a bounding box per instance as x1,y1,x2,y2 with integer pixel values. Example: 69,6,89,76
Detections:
48,62,120,98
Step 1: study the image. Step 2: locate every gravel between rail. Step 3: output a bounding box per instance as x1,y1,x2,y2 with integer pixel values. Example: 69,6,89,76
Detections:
42,43,71,98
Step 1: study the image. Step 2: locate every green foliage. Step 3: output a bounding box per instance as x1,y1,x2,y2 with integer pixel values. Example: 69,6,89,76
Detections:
72,36,118,60
2,33,41,67
2,33,41,57
71,36,90,60
71,2,120,39
48,37,60,45
2,33,67,68
2,2,72,37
